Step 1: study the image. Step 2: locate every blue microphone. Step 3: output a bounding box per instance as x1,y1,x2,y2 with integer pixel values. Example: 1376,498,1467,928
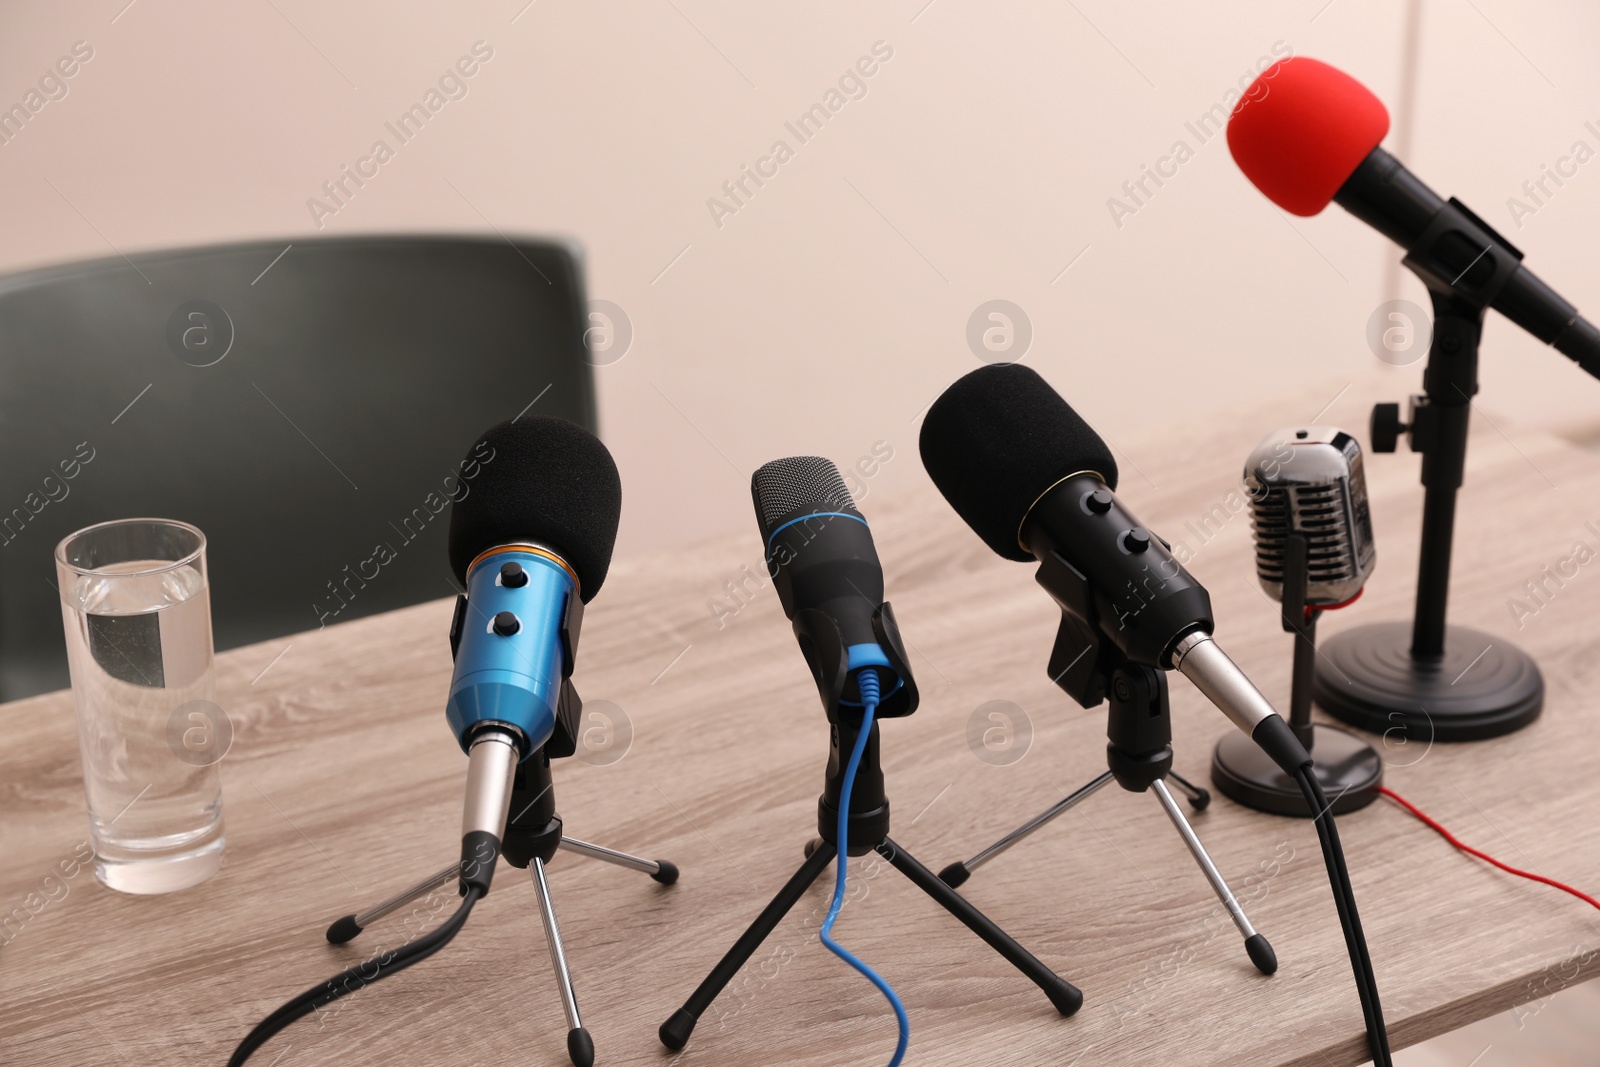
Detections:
224,417,623,1067
445,546,578,755
444,417,622,894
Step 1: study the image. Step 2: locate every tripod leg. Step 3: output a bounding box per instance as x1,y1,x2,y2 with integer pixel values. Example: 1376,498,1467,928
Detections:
558,836,679,885
1150,779,1277,975
881,838,1082,1016
325,862,459,944
939,771,1115,888
1166,770,1212,811
531,857,595,1067
659,839,837,1050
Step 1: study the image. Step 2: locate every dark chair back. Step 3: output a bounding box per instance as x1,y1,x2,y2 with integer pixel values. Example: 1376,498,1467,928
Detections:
0,235,596,699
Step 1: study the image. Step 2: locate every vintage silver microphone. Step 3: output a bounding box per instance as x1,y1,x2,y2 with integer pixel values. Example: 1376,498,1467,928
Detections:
1212,427,1385,817
1247,428,1376,607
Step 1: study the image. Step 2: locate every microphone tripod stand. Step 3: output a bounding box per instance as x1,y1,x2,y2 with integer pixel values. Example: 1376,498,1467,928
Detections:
658,604,1082,1053
1213,531,1383,816
1320,218,1544,740
323,742,678,1067
937,623,1279,976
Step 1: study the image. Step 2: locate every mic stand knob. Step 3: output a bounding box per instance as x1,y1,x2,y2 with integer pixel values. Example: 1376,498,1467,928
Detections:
1369,401,1410,453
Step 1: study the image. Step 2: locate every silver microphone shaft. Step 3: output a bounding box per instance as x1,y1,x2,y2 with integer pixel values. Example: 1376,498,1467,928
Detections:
458,725,521,894
463,727,520,840
1171,630,1312,772
1171,630,1281,735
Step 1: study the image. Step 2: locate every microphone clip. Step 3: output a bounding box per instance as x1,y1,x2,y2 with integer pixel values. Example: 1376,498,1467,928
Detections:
790,601,919,724
1401,197,1521,308
1037,547,1135,711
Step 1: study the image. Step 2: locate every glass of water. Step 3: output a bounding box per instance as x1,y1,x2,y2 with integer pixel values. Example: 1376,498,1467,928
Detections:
56,518,226,894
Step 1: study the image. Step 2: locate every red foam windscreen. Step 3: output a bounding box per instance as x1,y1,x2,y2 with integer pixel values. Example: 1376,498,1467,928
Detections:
1226,57,1390,217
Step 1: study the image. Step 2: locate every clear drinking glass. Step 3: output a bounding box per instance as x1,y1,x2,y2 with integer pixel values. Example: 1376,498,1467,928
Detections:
56,518,226,894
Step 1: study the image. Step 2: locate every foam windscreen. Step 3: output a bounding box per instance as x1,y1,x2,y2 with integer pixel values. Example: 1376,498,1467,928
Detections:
919,364,1117,562
1226,57,1390,217
447,416,621,600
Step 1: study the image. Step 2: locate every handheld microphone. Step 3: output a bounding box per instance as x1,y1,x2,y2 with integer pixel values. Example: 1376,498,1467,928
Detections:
445,416,621,892
751,456,915,716
919,364,1308,773
1246,427,1376,608
1227,56,1600,375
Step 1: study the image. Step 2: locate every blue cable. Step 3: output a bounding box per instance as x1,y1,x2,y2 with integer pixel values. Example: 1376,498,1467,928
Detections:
819,667,910,1067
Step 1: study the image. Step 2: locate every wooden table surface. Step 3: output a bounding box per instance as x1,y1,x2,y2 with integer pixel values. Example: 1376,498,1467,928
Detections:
4,380,1599,1067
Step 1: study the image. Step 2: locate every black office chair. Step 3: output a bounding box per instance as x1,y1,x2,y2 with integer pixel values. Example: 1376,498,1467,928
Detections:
0,234,596,699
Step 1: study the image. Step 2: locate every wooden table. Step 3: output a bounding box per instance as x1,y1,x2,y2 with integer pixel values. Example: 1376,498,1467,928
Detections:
4,381,1599,1067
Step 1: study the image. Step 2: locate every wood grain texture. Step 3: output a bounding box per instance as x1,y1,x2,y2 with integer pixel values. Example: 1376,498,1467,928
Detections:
3,377,1599,1067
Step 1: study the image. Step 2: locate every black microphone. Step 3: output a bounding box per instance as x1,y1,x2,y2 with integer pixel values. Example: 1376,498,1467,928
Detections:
750,456,915,715
923,368,1393,1066
919,365,1309,773
1227,56,1600,375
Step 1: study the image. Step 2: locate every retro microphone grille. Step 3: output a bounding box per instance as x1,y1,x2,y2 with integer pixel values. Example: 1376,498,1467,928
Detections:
751,456,859,542
1244,428,1376,605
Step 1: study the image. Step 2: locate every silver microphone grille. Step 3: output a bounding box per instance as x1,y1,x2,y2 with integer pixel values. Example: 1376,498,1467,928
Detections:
1244,427,1376,605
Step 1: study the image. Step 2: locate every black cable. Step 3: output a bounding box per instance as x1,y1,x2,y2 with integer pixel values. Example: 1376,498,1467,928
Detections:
1293,766,1392,1066
227,885,484,1066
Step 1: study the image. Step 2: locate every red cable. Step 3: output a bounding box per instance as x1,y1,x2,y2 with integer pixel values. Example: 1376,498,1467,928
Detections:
1378,786,1600,913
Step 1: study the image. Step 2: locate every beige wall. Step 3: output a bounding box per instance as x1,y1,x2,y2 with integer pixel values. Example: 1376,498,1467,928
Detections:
2,0,1598,559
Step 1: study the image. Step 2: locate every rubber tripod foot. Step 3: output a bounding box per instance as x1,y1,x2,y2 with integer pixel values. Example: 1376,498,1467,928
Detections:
325,915,363,944
1045,976,1084,1017
567,1027,594,1067
1188,786,1211,811
659,1008,697,1050
1245,933,1278,975
936,861,970,889
651,860,680,886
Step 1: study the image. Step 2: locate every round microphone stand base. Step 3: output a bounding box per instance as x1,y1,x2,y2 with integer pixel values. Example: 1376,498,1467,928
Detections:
1211,725,1382,818
1312,621,1543,742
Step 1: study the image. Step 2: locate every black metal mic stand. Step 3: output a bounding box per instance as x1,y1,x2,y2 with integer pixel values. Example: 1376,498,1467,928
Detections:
1318,204,1544,741
1213,532,1384,815
322,689,677,1067
937,609,1279,976
657,603,1082,1054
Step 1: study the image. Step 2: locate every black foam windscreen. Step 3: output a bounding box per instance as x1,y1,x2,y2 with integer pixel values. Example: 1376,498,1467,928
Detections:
919,364,1118,561
750,456,860,544
447,416,622,601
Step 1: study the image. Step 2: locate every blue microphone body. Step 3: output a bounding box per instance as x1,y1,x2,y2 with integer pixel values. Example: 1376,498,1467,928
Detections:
445,548,575,757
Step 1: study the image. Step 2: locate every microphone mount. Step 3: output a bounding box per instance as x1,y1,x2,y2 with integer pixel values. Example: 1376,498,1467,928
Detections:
1211,530,1384,817
1323,241,1545,741
790,600,918,725
930,544,1281,977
